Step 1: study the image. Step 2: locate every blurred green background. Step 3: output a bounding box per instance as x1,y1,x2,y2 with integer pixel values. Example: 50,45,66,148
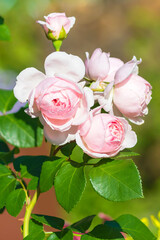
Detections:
0,0,160,236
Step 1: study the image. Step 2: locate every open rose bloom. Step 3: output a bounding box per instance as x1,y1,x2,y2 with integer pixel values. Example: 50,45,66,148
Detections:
14,51,93,145
76,110,137,158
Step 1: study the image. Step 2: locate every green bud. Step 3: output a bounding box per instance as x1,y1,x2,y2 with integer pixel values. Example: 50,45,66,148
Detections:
47,26,67,41
58,26,67,40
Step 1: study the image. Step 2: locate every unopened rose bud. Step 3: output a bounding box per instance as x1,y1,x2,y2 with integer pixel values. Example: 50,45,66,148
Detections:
85,49,110,81
85,48,124,83
37,13,75,51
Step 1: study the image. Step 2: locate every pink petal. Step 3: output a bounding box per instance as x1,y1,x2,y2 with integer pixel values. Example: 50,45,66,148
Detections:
115,56,142,85
76,133,114,158
121,128,137,149
45,52,85,82
68,17,76,29
44,125,78,145
128,117,144,125
108,57,124,74
14,68,45,102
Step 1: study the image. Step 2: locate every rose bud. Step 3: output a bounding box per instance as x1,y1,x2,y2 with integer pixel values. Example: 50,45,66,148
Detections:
76,111,137,158
85,48,123,83
37,13,75,41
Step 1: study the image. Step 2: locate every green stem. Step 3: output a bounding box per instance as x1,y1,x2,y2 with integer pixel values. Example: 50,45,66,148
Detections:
52,40,62,51
53,146,62,156
18,179,30,205
7,166,30,205
50,144,56,157
23,189,39,238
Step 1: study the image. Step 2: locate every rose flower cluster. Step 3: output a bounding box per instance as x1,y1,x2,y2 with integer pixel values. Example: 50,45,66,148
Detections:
14,13,152,158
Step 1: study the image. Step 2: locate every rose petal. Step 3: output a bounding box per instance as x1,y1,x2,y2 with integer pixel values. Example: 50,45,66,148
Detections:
45,51,85,82
42,114,74,131
76,133,117,158
115,56,142,85
84,87,94,109
121,128,137,149
108,57,124,74
68,17,76,29
128,117,144,125
44,124,78,145
14,68,45,102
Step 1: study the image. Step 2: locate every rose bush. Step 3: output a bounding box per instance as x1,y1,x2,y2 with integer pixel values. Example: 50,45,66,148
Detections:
0,12,155,240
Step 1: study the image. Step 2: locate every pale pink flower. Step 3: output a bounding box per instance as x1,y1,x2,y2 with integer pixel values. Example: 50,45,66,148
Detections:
37,13,75,40
14,51,94,145
85,48,123,82
76,110,137,158
102,57,152,124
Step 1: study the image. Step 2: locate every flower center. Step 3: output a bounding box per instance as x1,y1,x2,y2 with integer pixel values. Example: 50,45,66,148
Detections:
105,121,123,143
52,98,66,108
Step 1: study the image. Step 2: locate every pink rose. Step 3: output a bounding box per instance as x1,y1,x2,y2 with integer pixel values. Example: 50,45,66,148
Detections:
85,48,123,83
37,13,75,40
113,59,152,125
102,57,152,124
14,51,93,145
76,110,137,158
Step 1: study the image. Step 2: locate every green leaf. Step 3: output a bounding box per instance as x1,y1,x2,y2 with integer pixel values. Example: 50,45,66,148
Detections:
0,206,5,214
6,188,25,216
23,219,45,240
0,165,16,208
116,214,156,240
14,155,49,179
71,215,96,233
31,214,64,230
48,229,73,240
27,177,39,190
0,89,17,113
0,139,9,152
54,163,86,212
0,163,12,176
70,145,84,163
60,142,76,157
89,159,143,201
14,156,49,191
0,24,10,40
40,157,65,193
24,231,45,240
81,224,124,240
0,139,15,165
0,16,4,25
113,150,140,159
0,147,18,165
29,218,43,233
0,109,43,148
